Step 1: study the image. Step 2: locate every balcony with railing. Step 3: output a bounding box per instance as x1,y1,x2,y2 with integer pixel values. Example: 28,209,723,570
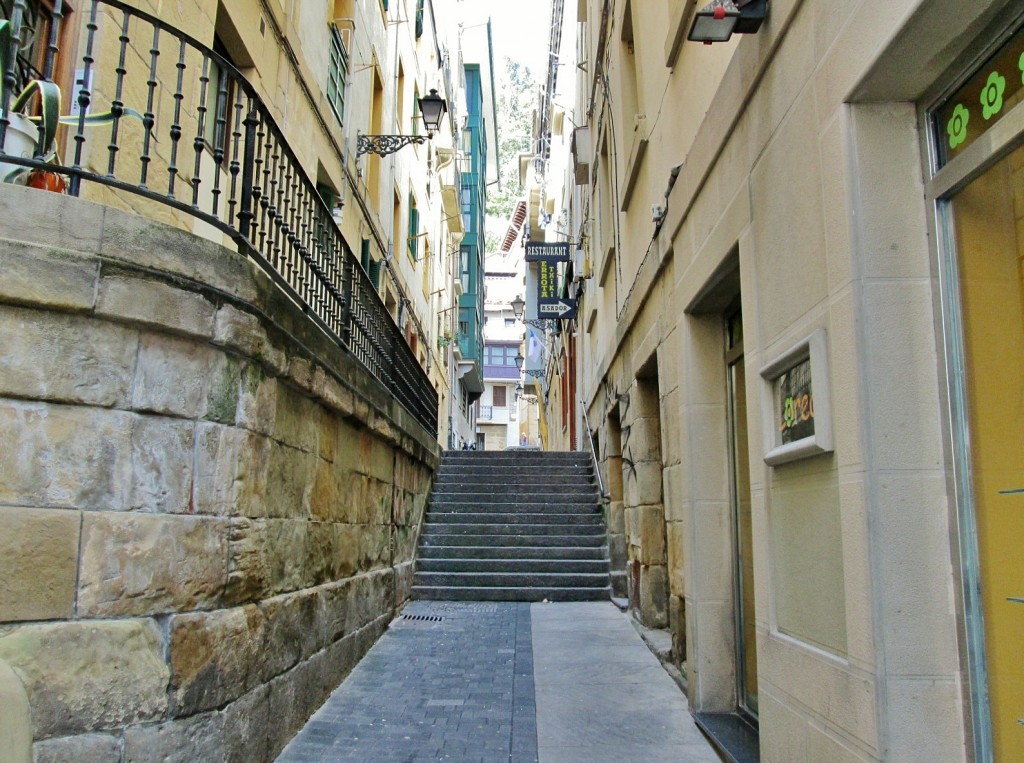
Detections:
0,0,437,436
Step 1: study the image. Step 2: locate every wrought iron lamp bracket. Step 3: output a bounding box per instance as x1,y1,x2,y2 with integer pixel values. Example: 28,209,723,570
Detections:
525,318,556,331
357,133,430,157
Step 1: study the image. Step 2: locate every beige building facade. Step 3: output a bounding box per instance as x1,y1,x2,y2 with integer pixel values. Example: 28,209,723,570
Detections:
564,0,1024,760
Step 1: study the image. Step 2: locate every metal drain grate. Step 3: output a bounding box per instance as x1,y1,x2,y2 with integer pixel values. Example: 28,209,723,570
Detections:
399,614,444,623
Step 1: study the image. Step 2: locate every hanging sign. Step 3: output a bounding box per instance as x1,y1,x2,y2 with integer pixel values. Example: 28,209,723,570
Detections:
536,260,576,319
525,241,571,263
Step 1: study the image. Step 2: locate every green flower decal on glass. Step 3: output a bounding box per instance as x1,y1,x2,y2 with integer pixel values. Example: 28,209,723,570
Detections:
981,71,1006,120
1019,50,1024,84
947,104,969,149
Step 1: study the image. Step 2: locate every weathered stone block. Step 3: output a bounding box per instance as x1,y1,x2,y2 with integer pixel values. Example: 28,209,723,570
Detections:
131,334,238,422
193,423,270,517
260,589,320,679
316,570,392,648
0,620,167,738
0,240,98,312
606,499,626,533
0,402,133,510
129,415,195,514
95,273,215,340
0,658,31,763
669,594,687,664
666,521,687,595
217,683,272,763
121,704,220,763
0,507,80,622
312,366,355,420
169,604,265,716
310,456,345,523
306,520,354,587
271,387,322,454
78,512,227,617
224,517,268,605
639,564,669,628
264,519,308,594
625,504,667,565
367,437,396,482
213,303,286,374
236,363,278,436
264,441,315,519
33,733,121,763
0,307,137,408
624,459,664,507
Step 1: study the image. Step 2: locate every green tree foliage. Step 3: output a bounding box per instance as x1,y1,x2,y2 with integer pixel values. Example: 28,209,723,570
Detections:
485,57,536,252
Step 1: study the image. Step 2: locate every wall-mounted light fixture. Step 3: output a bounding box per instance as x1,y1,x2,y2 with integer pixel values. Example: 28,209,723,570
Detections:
510,294,525,320
688,0,767,44
514,351,525,372
357,89,448,156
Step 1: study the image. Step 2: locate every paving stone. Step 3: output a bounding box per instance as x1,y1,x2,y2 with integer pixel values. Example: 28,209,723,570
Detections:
275,602,536,763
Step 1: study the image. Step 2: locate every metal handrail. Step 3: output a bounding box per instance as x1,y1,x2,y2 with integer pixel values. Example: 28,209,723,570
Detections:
580,398,608,500
0,0,438,436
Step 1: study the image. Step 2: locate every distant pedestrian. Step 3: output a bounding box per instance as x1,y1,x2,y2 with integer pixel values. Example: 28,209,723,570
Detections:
520,433,528,446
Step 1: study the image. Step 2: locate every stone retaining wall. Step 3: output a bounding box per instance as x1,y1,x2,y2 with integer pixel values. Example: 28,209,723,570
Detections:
0,185,440,761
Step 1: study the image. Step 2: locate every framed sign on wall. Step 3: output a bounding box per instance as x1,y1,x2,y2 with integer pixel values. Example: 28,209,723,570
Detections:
759,328,833,466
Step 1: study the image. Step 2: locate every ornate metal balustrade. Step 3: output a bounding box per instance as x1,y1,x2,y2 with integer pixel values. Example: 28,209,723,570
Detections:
0,0,438,436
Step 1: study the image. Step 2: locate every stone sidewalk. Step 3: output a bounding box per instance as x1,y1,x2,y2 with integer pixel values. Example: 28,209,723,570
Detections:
275,601,722,763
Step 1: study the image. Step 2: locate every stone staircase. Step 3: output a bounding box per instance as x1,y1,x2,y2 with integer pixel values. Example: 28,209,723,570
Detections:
413,450,611,601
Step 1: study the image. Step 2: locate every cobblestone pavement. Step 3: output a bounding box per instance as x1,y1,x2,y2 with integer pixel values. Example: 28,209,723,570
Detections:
276,601,537,763
275,601,720,763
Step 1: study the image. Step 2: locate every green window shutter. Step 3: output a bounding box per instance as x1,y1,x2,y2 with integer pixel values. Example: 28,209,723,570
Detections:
360,238,371,273
368,259,381,290
415,0,424,38
408,201,419,261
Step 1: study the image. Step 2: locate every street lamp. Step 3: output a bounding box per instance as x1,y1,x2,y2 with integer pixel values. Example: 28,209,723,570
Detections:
687,0,767,44
514,351,525,372
510,294,525,320
357,89,449,156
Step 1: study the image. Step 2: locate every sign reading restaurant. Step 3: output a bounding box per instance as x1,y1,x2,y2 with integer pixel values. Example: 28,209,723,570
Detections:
524,242,571,263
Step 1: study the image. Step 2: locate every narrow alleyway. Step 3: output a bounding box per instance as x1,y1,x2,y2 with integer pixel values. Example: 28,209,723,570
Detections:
276,600,721,763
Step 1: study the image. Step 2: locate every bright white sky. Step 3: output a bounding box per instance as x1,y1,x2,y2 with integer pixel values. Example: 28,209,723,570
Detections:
474,0,552,80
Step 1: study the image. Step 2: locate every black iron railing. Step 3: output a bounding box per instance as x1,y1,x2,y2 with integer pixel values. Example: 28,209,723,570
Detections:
0,0,438,436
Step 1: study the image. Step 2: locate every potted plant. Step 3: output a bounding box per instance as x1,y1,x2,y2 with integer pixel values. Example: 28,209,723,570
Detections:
0,18,143,191
0,19,61,186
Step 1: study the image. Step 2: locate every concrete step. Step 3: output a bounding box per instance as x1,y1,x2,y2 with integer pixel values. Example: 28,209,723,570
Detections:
416,558,610,574
425,512,603,527
414,571,611,588
437,465,594,478
411,585,611,602
428,503,600,516
420,532,606,548
432,481,597,494
417,545,609,560
421,522,605,536
430,493,597,505
441,451,591,463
